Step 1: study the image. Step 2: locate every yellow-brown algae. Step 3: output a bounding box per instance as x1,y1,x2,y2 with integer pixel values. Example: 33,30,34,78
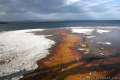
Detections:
20,29,119,80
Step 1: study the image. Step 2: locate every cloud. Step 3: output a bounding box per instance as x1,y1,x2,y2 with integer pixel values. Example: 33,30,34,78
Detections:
64,0,80,5
0,12,6,16
0,0,120,21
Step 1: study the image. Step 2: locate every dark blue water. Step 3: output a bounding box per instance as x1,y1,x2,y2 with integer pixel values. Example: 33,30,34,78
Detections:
0,20,120,31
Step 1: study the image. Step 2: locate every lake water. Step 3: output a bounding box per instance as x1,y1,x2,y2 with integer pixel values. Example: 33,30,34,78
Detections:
0,20,120,31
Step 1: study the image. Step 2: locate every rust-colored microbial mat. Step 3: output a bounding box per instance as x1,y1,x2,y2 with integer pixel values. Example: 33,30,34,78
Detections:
20,29,120,80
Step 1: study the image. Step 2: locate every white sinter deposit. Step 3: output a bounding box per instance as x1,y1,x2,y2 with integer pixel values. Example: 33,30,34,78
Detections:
72,28,94,35
71,27,111,35
0,29,55,79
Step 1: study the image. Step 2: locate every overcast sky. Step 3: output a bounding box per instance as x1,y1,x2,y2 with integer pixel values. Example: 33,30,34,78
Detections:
0,0,120,21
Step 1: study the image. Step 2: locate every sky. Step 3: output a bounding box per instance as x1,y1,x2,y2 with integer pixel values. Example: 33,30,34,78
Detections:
0,0,120,21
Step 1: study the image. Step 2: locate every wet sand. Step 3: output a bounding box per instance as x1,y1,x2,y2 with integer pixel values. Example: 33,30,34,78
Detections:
20,28,120,80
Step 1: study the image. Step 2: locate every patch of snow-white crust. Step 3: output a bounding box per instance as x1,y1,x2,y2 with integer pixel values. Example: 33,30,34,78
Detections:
97,42,112,45
97,29,110,34
71,27,111,35
72,28,94,35
0,29,55,79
